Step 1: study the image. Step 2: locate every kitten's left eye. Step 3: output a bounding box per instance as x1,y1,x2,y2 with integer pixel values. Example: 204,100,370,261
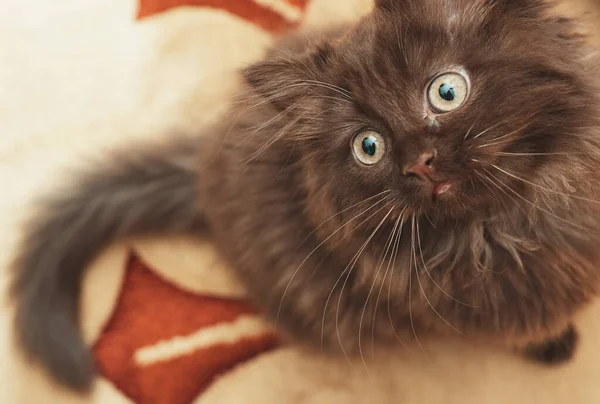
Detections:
352,131,386,165
427,72,469,113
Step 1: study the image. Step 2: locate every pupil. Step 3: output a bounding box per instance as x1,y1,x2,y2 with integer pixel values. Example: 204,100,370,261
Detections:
439,83,455,101
362,136,377,156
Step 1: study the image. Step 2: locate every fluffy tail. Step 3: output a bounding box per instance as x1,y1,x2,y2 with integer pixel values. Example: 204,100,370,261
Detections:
9,136,205,391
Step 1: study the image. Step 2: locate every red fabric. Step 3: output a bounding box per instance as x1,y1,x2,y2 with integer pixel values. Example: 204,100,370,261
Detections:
137,0,310,33
94,254,279,404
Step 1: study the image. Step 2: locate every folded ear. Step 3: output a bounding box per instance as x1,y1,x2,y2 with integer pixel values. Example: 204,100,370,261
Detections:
242,45,333,111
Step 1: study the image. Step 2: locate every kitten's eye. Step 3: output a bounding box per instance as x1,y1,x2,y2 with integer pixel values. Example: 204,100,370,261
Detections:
352,131,386,165
427,72,469,113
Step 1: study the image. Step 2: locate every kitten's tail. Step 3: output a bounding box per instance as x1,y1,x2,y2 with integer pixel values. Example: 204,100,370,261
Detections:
9,136,205,392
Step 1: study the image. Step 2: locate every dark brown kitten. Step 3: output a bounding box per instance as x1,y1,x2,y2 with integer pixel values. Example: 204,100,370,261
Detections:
10,0,600,392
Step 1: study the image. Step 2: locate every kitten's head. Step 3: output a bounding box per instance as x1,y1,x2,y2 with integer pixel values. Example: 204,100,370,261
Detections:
244,0,600,222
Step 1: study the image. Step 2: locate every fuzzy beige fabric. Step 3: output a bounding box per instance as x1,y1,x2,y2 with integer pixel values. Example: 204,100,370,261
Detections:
2,0,600,403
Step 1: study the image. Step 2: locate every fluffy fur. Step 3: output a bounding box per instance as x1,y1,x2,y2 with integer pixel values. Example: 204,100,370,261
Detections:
10,0,600,392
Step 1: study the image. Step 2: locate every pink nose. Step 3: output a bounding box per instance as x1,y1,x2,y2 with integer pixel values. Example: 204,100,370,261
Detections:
404,151,436,182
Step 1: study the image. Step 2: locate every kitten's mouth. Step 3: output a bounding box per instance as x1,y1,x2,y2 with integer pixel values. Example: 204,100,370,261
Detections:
399,179,464,219
430,181,455,204
408,172,462,210
433,181,453,196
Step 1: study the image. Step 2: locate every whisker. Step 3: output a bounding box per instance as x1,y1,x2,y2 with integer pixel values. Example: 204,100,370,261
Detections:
396,23,410,67
292,79,353,99
335,206,395,360
233,86,312,115
235,84,350,132
359,210,402,372
361,209,404,359
277,106,341,175
469,177,476,192
423,211,439,231
472,119,509,140
474,170,508,209
475,138,511,150
201,93,292,171
490,164,600,206
408,216,425,353
474,256,508,275
476,170,531,219
242,93,355,165
492,152,581,157
274,82,353,106
463,110,485,141
320,201,394,348
300,190,391,247
463,118,478,141
241,100,298,134
244,117,303,165
386,211,410,350
242,100,306,164
276,194,392,329
414,220,467,334
476,123,529,149
415,219,474,308
483,168,595,232
234,78,353,113
305,95,355,105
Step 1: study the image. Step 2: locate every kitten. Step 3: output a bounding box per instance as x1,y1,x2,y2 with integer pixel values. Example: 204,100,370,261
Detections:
10,0,600,392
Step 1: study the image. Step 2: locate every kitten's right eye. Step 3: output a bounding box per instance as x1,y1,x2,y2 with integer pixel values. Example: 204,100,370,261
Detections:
427,71,469,113
352,131,386,165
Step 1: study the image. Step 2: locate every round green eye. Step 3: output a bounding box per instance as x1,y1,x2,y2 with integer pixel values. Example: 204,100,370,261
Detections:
427,72,469,113
352,131,385,165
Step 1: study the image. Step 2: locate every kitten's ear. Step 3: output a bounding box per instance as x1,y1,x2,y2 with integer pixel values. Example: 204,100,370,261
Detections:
243,45,332,110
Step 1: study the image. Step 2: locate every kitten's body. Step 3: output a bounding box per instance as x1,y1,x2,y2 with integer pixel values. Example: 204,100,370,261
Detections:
11,0,600,392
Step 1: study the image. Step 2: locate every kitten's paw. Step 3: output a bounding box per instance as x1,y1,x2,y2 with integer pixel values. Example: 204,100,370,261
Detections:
522,325,578,365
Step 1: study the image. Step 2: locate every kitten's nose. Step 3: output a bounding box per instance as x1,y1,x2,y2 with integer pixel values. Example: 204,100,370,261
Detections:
404,150,436,182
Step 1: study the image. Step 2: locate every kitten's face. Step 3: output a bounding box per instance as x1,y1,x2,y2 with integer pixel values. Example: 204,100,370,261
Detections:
248,0,599,222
